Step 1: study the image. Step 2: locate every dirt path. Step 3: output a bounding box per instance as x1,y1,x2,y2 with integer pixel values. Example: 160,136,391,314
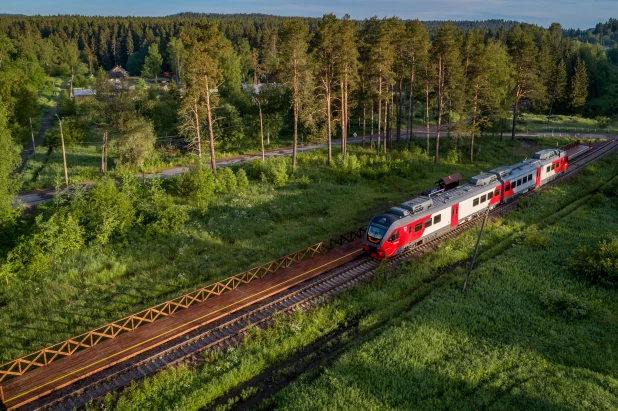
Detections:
17,106,56,173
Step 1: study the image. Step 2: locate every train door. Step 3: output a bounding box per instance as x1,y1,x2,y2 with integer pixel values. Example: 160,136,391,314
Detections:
451,204,459,228
536,167,542,187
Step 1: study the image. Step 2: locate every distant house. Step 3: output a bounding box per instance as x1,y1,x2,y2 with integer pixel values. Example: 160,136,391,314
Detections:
72,88,96,100
109,65,129,79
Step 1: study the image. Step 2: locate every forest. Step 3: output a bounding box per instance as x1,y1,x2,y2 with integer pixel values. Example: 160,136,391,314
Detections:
0,14,616,188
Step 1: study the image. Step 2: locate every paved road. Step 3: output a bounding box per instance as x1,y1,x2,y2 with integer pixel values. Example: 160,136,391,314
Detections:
14,129,617,208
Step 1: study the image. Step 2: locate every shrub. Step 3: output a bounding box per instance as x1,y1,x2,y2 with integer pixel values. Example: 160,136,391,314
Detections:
1,211,84,279
215,167,237,193
444,148,463,165
178,164,215,210
569,238,618,288
114,117,157,168
540,289,588,319
298,175,310,189
249,157,289,187
136,178,188,239
524,228,548,250
236,169,249,191
79,178,135,244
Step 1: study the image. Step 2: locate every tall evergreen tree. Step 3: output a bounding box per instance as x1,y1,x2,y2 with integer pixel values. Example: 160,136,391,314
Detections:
431,22,462,163
335,15,358,159
278,18,309,169
312,14,338,164
570,57,589,112
404,20,429,148
182,21,229,175
507,25,542,140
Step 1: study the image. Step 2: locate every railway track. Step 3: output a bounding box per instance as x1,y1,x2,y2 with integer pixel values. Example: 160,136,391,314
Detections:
11,140,618,411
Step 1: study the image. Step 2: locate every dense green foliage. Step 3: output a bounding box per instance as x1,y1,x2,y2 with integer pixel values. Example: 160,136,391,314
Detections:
97,149,618,411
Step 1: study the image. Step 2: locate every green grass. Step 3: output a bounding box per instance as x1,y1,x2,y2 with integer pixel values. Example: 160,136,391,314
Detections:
20,145,106,190
515,112,618,134
270,181,618,410
80,144,618,410
0,136,552,365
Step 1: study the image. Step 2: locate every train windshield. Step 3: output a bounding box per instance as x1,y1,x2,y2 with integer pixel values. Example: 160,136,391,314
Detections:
367,224,387,242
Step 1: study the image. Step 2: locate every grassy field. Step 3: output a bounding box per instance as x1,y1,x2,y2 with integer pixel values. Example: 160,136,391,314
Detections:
515,113,618,134
269,170,618,411
79,143,618,410
0,136,561,365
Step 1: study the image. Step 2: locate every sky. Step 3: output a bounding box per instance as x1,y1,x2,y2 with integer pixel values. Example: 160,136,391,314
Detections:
2,0,616,30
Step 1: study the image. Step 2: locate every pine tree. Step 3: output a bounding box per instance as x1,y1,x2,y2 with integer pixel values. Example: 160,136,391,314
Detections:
507,25,542,140
404,20,429,148
278,19,310,169
335,15,358,159
431,22,462,163
570,58,589,112
182,21,229,175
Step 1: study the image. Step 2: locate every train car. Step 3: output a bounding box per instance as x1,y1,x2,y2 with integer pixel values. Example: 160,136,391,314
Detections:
364,148,568,260
364,171,500,260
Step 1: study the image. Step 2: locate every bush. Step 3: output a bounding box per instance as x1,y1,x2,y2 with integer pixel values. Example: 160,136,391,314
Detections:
78,178,135,244
114,117,157,168
136,178,188,239
569,238,618,288
178,164,215,210
249,157,289,187
236,169,248,191
444,148,463,165
524,228,548,250
215,167,237,193
1,211,84,279
540,289,588,319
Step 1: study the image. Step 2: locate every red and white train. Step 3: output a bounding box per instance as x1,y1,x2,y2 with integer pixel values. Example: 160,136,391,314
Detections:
364,148,568,260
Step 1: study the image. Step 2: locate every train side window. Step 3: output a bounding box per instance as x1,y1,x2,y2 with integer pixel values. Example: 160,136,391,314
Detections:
473,198,479,207
528,174,533,181
505,183,511,191
481,194,487,203
488,191,493,200
425,219,432,228
414,223,422,232
546,166,550,172
495,188,500,196
551,164,555,170
389,231,399,242
434,214,442,224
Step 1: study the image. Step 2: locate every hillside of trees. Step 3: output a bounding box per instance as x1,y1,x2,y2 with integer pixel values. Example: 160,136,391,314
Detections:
565,17,618,47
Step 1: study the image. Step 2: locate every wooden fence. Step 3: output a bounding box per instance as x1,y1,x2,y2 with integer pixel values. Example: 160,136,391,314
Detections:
0,227,366,384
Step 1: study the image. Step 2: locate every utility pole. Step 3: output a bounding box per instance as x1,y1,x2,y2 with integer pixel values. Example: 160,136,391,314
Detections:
29,117,36,158
462,208,491,293
258,100,265,161
101,131,108,173
55,114,69,186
